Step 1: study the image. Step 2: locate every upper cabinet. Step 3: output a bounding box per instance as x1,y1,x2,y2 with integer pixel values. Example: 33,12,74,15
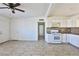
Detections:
46,16,79,27
66,16,77,27
75,20,79,27
47,16,67,27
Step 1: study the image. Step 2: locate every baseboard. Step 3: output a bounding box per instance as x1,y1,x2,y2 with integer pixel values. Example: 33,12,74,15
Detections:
10,38,38,42
68,43,79,49
47,42,69,45
0,40,10,45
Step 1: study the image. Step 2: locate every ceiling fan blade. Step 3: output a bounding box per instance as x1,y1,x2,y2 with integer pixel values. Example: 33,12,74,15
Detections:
0,7,9,9
12,10,15,13
8,3,14,6
15,8,25,12
3,3,9,6
14,3,20,7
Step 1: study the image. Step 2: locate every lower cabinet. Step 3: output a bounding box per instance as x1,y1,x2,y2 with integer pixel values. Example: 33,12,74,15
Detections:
46,33,79,48
62,34,67,43
70,34,79,48
67,34,79,48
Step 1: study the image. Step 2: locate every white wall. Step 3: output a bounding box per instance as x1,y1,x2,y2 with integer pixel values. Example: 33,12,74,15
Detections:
11,17,38,41
0,16,10,43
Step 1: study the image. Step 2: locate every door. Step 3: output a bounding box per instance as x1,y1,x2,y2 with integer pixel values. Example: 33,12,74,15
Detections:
38,22,45,40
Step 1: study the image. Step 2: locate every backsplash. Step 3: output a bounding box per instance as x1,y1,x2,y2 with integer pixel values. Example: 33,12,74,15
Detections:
46,27,71,34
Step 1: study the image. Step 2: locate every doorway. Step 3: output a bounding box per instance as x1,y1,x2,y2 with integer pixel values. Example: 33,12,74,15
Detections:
38,22,45,40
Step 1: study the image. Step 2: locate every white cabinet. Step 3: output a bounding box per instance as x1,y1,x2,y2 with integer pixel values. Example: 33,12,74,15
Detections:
67,19,76,27
61,34,67,43
76,20,79,27
67,34,79,48
66,34,71,43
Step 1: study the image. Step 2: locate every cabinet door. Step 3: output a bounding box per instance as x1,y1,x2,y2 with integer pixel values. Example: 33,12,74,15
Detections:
48,34,54,42
62,34,67,43
69,34,79,47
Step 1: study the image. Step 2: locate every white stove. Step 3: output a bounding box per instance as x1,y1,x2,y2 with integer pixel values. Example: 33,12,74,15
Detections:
47,30,62,43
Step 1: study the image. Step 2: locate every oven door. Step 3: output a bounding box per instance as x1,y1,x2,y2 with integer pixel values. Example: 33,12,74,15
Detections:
50,33,62,43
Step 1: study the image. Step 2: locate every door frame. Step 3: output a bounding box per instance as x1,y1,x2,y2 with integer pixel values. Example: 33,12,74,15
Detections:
38,22,45,40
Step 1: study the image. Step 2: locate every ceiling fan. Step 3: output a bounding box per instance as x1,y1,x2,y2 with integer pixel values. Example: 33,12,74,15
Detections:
0,3,25,14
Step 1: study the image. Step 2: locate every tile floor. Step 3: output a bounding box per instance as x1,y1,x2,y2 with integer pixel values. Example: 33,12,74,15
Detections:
0,40,79,56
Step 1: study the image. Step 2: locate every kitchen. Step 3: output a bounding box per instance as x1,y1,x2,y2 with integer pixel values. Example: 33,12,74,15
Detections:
45,16,79,48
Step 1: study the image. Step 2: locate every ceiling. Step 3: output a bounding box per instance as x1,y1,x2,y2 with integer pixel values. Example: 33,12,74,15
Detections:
48,3,79,17
1,3,79,19
0,3,50,19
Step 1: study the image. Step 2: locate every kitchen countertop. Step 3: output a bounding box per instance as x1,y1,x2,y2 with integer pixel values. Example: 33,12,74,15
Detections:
47,27,79,35
47,27,71,34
